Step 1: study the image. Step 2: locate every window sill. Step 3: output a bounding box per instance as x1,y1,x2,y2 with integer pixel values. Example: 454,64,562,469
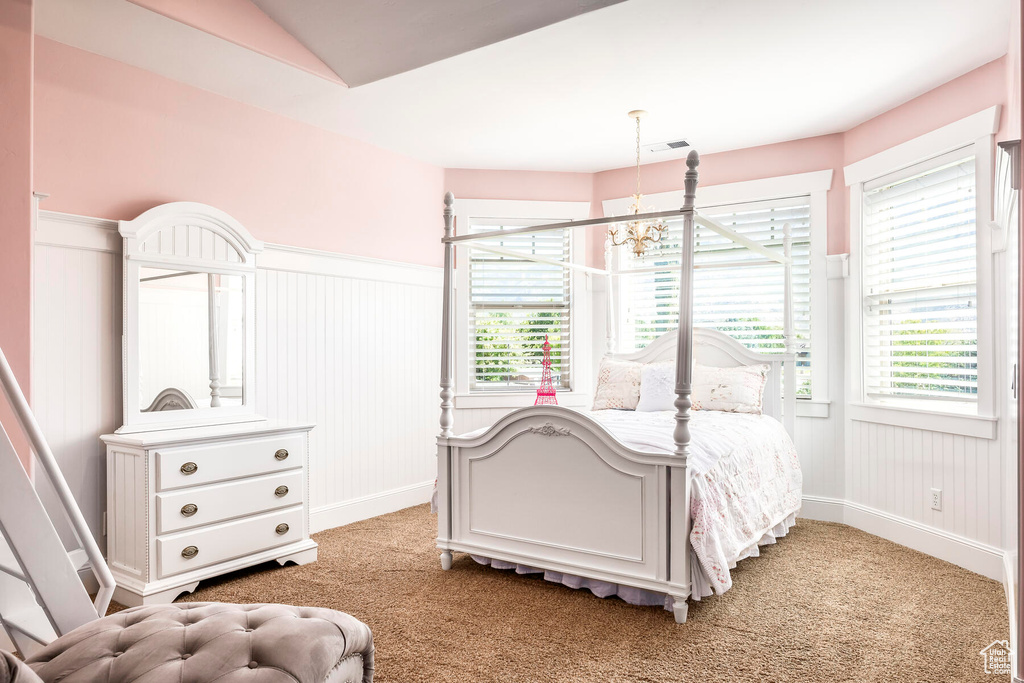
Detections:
455,392,591,410
848,402,996,439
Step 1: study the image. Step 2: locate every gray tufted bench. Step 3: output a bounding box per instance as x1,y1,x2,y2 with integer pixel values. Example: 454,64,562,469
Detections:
1,652,43,683
20,603,374,683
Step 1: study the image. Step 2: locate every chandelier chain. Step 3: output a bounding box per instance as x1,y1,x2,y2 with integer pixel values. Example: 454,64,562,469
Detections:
635,115,642,200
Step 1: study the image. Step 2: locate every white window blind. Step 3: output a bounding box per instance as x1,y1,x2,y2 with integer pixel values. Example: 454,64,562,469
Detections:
861,150,977,402
621,196,812,396
468,222,571,391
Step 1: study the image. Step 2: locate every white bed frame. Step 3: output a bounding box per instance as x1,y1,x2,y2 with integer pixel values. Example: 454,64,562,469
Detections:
435,151,798,623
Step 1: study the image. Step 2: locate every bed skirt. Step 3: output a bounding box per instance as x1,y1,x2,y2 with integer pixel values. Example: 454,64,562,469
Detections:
469,510,799,611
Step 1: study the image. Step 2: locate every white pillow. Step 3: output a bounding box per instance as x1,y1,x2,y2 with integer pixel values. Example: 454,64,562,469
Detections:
636,362,676,412
691,362,770,414
592,358,642,410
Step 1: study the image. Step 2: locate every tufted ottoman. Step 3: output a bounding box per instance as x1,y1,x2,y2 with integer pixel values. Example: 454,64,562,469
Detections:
23,603,374,683
1,651,43,683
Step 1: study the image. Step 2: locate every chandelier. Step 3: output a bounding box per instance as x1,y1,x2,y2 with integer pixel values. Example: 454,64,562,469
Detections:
608,110,667,257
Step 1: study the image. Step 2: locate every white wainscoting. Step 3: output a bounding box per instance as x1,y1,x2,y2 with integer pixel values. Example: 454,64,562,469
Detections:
801,266,1013,583
253,255,441,531
792,276,845,502
30,210,1016,594
33,224,123,547
846,422,1005,548
32,211,441,547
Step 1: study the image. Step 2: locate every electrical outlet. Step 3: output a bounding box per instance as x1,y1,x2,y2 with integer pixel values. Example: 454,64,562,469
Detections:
930,488,942,511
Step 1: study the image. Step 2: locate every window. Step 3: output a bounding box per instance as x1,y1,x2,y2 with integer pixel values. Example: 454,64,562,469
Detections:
467,221,572,391
620,196,813,396
861,150,977,403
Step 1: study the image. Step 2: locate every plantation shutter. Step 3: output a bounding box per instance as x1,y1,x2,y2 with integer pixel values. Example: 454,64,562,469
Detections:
468,223,572,391
861,150,977,402
621,196,813,396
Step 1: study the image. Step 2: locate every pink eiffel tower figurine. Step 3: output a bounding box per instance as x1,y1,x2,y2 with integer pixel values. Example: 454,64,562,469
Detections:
535,335,558,406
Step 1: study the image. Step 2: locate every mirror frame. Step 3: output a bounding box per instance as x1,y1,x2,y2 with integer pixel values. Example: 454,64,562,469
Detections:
117,202,264,433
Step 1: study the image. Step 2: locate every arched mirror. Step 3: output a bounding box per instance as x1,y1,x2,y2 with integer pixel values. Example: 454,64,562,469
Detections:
117,202,263,433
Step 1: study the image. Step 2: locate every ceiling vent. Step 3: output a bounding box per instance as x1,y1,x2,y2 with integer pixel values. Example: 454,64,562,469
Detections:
646,139,690,153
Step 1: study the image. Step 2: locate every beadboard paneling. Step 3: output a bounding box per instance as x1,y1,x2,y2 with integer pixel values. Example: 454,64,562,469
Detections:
792,277,846,502
793,412,842,499
454,407,518,436
847,408,1005,548
255,268,441,517
32,211,441,544
32,241,122,548
31,210,1010,586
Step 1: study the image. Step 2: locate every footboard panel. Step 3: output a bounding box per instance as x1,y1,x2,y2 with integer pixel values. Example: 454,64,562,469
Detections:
449,411,667,581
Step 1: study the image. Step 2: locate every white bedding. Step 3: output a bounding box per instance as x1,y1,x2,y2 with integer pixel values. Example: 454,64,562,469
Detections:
588,409,802,595
445,408,802,605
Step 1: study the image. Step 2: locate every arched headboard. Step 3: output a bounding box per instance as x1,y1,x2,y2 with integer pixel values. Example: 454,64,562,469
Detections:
607,328,795,435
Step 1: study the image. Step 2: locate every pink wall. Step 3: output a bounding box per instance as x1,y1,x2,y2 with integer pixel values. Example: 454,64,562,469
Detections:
127,0,344,84
594,133,848,256
36,38,1007,273
445,134,847,263
34,38,445,267
844,56,1010,165
444,168,593,203
0,0,35,471
447,56,1011,262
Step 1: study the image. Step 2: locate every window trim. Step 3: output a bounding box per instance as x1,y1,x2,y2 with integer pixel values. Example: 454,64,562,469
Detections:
453,199,591,404
601,169,833,405
844,105,1000,423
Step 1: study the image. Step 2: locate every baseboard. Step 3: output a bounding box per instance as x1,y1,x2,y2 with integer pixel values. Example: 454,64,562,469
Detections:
800,495,1006,581
310,480,434,533
798,496,845,523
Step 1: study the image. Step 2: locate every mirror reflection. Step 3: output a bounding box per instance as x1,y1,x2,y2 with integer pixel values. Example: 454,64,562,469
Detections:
138,267,245,411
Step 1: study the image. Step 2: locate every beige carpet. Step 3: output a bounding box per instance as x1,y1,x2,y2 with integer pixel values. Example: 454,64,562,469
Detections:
145,505,1007,682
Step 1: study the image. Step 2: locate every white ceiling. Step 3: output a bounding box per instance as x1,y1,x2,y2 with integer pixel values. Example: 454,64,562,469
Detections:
250,0,625,87
36,0,1013,172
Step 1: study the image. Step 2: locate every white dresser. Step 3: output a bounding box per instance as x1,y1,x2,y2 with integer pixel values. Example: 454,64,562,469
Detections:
101,421,318,606
101,202,320,606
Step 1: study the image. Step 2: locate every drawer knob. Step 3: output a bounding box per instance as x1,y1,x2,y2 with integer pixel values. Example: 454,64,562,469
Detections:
274,485,289,497
180,503,198,517
180,462,198,475
274,449,289,461
181,545,199,559
275,523,289,535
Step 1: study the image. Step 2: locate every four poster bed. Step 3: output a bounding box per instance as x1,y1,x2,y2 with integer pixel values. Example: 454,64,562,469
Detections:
434,151,802,623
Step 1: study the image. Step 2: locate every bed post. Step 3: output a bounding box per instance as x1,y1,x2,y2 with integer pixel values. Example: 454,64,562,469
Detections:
604,231,617,354
438,192,455,570
673,156,699,454
782,222,797,436
440,192,456,437
669,149,699,623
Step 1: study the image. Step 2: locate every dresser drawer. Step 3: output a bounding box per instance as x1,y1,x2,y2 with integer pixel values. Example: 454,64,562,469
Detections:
156,433,305,491
156,470,305,534
157,506,304,579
